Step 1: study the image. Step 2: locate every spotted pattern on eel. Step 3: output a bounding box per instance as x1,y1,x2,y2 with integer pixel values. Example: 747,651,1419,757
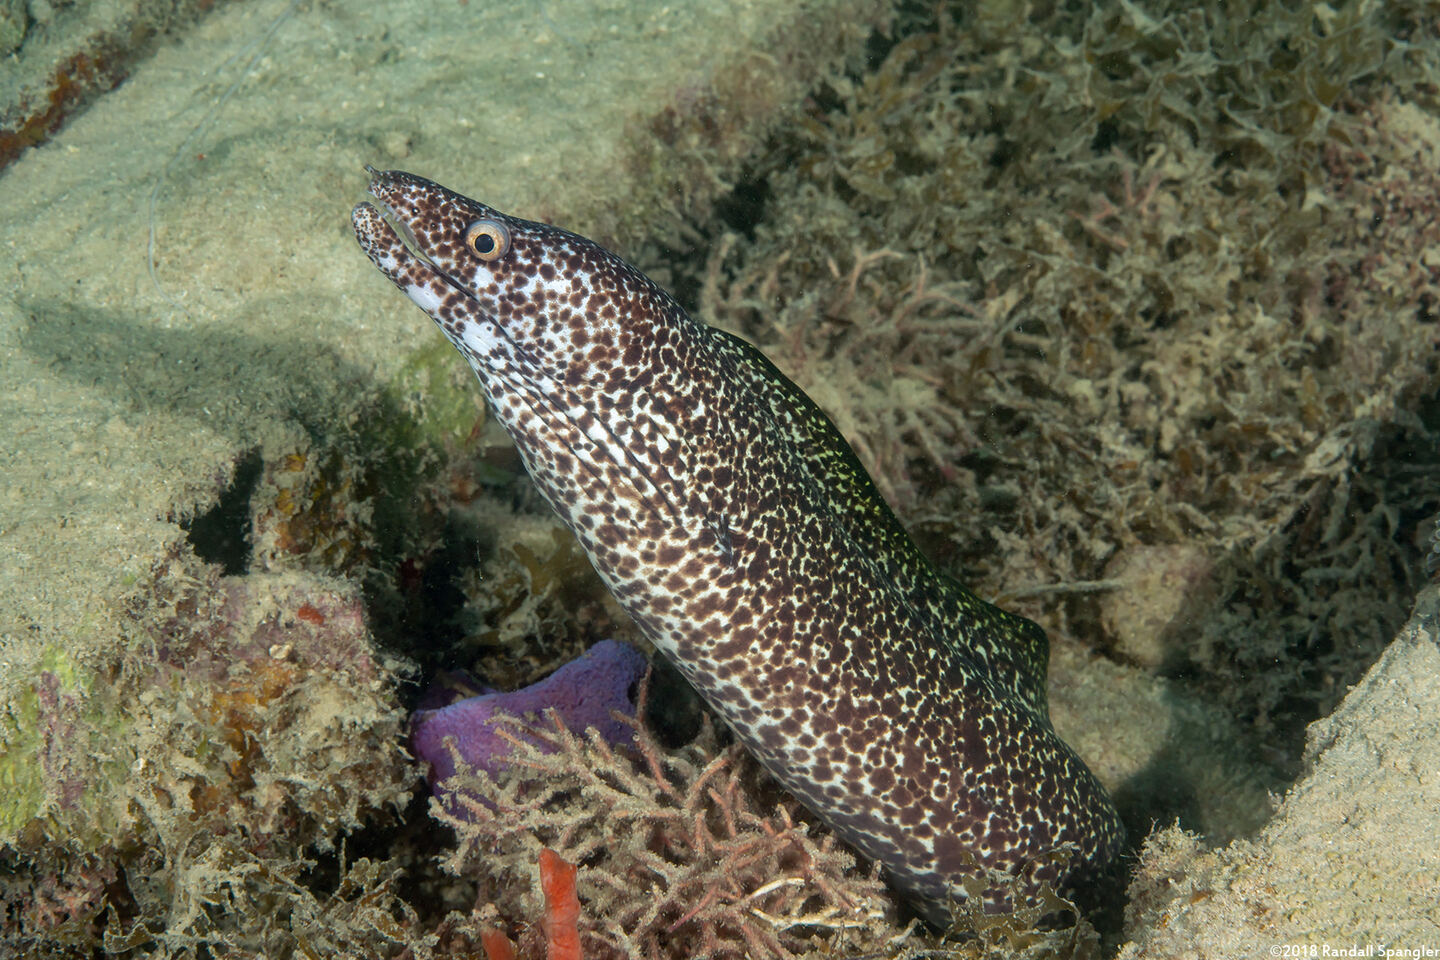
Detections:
351,169,1124,923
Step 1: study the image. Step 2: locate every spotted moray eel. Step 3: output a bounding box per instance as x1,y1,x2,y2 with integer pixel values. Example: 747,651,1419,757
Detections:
352,169,1124,923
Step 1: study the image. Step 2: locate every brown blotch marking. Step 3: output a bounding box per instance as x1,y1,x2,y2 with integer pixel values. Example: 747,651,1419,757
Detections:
710,626,755,661
868,767,896,793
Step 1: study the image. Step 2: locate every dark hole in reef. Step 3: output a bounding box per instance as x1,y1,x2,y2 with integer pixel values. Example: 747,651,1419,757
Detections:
805,80,846,117
987,136,1018,171
641,169,771,318
1091,117,1121,154
365,512,477,684
958,445,1004,484
862,14,898,68
712,173,771,242
296,789,467,928
182,448,262,575
1418,292,1437,324
642,654,708,748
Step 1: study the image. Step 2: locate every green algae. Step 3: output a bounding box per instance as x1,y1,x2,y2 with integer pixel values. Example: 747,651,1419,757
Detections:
0,677,49,842
385,339,488,453
0,646,132,848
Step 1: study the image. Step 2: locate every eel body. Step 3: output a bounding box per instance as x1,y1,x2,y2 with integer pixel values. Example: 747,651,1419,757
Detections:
352,169,1124,922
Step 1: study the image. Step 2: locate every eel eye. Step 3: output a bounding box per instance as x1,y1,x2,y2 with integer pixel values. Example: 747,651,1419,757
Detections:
464,219,511,261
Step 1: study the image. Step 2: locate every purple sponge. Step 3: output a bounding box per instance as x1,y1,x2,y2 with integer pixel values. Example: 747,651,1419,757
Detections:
411,639,648,789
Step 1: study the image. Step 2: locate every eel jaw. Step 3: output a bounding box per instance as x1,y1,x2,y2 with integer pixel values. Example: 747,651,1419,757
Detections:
351,200,462,318
351,200,416,286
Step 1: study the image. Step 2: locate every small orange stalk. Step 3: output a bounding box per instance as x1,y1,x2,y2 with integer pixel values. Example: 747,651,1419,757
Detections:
539,848,582,960
479,927,516,960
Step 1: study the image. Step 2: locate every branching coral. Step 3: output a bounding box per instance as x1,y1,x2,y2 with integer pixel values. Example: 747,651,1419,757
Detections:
429,702,906,960
425,699,1103,960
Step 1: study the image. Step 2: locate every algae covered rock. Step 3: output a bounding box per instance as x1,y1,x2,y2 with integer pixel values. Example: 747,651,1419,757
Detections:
1,562,416,954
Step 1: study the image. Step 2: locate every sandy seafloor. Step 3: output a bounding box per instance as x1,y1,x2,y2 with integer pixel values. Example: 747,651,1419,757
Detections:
0,0,833,654
1,0,1439,955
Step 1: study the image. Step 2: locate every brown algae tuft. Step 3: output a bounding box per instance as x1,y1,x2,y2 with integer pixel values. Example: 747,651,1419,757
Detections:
702,1,1440,747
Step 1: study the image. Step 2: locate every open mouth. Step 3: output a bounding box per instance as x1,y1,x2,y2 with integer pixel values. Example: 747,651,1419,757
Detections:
373,199,427,263
365,193,438,273
358,192,474,302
